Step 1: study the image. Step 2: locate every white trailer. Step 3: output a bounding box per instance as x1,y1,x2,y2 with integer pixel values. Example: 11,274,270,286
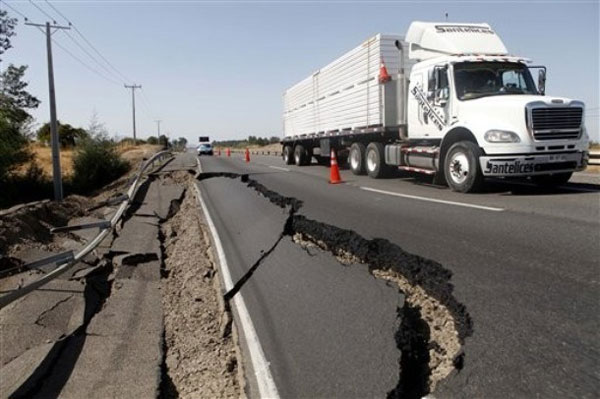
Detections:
282,22,590,192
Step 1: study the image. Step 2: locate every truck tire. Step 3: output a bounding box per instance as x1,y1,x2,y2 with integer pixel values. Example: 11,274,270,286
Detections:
365,142,389,178
283,145,294,165
349,143,366,175
294,144,309,166
531,172,572,187
444,141,484,193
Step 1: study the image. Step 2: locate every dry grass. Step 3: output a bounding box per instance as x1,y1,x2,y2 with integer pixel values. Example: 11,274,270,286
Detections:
214,143,281,153
17,143,162,178
22,144,75,177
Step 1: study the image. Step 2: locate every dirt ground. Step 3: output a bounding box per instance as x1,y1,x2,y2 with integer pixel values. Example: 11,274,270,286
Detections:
1,155,244,398
0,145,162,280
17,143,162,178
160,184,243,398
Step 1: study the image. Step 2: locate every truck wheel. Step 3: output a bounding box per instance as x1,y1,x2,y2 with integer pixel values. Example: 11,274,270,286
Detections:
349,143,366,175
444,141,484,193
365,142,389,178
294,144,309,166
283,145,294,165
531,172,572,187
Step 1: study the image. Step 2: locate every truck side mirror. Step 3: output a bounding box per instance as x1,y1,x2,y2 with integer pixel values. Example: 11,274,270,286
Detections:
538,69,546,95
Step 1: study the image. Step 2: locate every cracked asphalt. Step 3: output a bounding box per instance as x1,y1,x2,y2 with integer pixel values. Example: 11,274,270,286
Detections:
195,151,599,398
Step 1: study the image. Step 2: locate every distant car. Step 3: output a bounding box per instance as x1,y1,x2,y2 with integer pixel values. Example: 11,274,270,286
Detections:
197,143,213,156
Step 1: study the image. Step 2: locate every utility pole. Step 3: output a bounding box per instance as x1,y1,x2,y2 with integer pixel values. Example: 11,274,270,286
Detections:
26,21,71,201
155,120,162,137
124,84,142,144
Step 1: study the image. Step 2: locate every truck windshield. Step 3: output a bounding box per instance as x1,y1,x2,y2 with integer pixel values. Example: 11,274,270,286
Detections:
453,62,538,100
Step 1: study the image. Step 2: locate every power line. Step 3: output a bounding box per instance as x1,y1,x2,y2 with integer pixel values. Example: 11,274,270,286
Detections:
44,0,133,84
1,0,29,21
139,88,157,119
2,2,122,86
59,29,126,83
28,0,56,23
36,29,123,86
42,0,70,24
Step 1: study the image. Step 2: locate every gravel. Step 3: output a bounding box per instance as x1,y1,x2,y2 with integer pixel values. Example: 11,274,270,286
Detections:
160,184,243,398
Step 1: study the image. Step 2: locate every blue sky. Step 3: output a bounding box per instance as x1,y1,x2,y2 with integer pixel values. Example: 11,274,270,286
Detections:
2,0,599,143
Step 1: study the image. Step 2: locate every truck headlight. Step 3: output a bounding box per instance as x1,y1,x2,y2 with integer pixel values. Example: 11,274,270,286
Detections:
484,130,521,143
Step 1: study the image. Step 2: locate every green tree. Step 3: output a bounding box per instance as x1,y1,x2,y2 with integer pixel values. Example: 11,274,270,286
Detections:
37,122,89,148
158,134,169,148
0,10,40,180
0,9,16,62
0,65,40,126
177,137,187,148
147,136,158,145
0,118,29,181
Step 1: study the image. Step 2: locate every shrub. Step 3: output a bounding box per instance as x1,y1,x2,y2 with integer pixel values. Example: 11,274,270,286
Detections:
72,138,130,193
0,118,30,181
0,161,53,208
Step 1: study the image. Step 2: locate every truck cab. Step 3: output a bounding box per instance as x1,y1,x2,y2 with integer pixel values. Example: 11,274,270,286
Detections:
403,22,589,191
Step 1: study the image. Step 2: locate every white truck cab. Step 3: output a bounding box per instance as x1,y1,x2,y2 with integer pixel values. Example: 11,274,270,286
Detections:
403,22,588,191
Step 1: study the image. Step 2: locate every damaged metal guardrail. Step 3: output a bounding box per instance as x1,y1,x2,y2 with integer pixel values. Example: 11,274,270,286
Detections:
0,150,173,309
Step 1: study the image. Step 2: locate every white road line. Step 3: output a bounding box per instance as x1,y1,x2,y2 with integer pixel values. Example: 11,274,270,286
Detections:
195,159,280,399
360,186,505,212
268,165,290,172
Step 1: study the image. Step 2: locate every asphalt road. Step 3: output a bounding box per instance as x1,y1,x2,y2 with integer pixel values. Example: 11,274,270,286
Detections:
194,151,599,398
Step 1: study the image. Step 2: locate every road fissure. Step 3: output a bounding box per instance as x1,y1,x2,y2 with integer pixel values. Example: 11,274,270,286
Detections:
196,171,473,396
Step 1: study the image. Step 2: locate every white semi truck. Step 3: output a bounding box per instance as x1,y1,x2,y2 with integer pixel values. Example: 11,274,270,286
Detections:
282,22,589,192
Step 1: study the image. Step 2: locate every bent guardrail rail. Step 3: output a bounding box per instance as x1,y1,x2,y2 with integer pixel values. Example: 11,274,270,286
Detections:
0,150,173,309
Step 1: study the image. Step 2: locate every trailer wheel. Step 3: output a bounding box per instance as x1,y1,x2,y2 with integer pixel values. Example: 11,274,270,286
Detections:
294,144,309,166
349,143,366,175
531,172,572,187
444,141,484,193
365,142,389,178
283,145,294,165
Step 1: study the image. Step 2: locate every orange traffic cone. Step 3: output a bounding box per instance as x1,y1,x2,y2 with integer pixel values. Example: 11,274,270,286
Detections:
329,149,342,184
245,148,250,163
378,57,391,83
226,148,231,157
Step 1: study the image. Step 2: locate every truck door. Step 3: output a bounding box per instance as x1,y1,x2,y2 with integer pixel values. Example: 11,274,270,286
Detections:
407,65,450,140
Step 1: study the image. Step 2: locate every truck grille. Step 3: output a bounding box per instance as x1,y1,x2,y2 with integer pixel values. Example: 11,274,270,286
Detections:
530,107,583,141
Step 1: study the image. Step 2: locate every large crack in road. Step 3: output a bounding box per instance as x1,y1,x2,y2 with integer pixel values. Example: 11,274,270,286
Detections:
197,171,473,397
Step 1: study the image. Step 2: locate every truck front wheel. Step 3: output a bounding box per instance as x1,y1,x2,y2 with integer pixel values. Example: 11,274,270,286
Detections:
349,143,366,175
444,141,484,193
283,145,294,165
365,142,389,178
